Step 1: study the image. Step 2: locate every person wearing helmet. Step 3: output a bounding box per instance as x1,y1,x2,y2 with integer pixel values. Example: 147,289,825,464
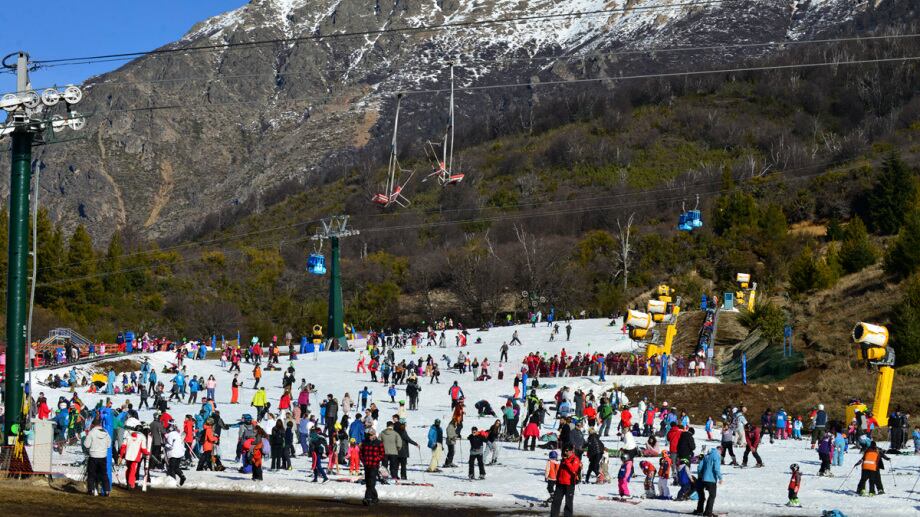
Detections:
543,450,560,505
119,418,149,489
164,421,187,486
787,463,802,507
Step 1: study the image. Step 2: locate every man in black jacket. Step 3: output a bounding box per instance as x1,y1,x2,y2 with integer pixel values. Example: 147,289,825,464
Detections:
406,380,421,410
325,395,338,439
584,428,604,483
677,426,696,465
396,421,418,479
468,427,487,480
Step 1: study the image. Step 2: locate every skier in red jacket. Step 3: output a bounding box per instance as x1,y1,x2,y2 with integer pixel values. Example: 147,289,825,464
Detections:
550,447,582,517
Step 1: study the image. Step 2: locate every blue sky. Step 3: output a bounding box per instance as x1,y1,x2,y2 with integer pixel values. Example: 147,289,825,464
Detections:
0,1,244,93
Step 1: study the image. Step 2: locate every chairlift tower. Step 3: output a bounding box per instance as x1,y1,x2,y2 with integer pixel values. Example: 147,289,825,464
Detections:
311,216,358,347
1,51,85,440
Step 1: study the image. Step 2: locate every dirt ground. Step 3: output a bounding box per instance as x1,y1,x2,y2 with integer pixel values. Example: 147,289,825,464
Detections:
0,477,533,516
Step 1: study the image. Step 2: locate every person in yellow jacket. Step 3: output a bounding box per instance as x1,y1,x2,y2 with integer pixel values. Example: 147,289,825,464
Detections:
252,387,269,422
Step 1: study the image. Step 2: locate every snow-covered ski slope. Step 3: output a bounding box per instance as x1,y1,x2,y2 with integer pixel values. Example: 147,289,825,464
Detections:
41,319,919,515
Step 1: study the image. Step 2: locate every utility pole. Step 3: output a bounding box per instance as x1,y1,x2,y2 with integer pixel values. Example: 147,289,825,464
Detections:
1,51,84,441
311,216,358,350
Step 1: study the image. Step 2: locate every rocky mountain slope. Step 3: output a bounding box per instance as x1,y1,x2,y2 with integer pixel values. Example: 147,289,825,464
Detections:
4,0,877,243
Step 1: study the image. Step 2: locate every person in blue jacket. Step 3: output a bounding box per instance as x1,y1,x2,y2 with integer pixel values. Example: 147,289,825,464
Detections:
427,419,444,472
141,359,151,385
349,415,366,444
775,408,788,440
833,432,848,466
188,376,201,404
695,447,723,516
172,371,186,395
200,400,213,421
106,369,116,395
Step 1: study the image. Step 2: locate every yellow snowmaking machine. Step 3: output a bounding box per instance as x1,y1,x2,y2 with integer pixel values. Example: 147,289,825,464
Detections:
850,322,895,427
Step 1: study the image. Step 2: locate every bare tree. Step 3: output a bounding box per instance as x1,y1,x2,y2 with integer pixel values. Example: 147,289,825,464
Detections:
447,242,510,324
615,213,635,290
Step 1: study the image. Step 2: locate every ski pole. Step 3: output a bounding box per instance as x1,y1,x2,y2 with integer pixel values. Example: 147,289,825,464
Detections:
909,468,920,500
837,464,858,491
888,456,896,488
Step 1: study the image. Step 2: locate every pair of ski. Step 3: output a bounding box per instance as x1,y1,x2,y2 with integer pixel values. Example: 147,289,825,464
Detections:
454,490,492,497
332,477,433,487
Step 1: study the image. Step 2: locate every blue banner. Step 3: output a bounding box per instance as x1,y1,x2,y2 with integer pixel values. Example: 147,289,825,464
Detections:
741,352,747,385
661,353,669,385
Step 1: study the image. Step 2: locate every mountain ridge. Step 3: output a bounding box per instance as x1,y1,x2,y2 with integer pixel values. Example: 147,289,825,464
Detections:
1,0,877,244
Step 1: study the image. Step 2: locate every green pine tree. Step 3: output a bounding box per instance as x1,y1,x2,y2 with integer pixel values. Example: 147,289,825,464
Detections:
891,274,920,365
866,153,918,235
102,231,128,297
838,217,877,274
34,208,65,306
884,209,920,280
788,246,834,294
63,225,103,308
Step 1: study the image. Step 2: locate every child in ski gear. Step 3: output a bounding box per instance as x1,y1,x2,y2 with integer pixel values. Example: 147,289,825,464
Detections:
856,441,888,496
388,385,397,403
640,459,657,498
833,431,848,466
658,454,672,499
792,417,803,440
348,438,361,475
598,451,611,484
817,432,833,475
617,454,634,496
675,458,694,500
705,417,713,440
544,450,560,502
787,463,802,507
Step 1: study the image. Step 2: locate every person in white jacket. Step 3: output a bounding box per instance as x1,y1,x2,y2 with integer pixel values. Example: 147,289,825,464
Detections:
164,423,187,485
118,418,148,489
83,419,112,496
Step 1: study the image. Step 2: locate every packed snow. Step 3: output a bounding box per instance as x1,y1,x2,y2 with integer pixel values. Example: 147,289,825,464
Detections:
35,318,920,515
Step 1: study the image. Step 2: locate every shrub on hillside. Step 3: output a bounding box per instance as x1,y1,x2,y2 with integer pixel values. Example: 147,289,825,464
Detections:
788,246,835,294
739,300,786,345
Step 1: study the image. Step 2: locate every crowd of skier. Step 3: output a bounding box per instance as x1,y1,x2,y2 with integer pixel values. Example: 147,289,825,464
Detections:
17,319,920,516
